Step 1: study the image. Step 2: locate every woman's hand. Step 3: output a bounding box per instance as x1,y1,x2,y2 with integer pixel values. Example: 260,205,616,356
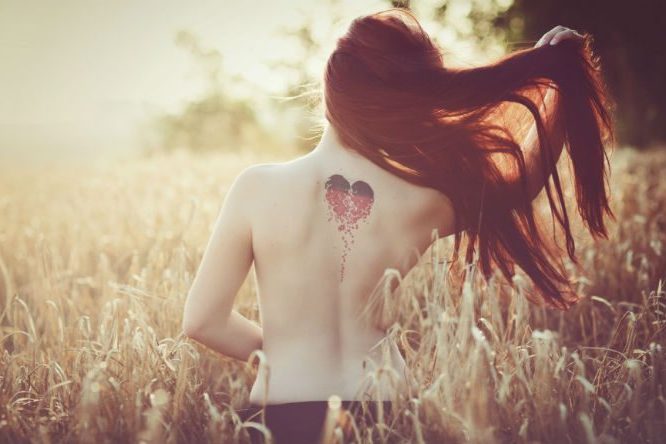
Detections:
534,25,584,48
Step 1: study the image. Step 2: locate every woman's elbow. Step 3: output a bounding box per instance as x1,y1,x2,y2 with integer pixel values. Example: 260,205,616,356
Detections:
181,315,204,339
499,178,541,210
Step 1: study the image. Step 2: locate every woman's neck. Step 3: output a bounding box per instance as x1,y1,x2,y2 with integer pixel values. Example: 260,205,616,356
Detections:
312,123,358,159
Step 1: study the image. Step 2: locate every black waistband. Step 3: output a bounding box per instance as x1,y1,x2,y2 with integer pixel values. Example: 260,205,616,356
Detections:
249,400,393,408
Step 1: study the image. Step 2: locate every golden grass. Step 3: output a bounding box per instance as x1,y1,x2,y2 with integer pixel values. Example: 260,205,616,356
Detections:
0,147,664,443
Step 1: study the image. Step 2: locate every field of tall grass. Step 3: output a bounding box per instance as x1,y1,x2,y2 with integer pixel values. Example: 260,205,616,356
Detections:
1,146,664,443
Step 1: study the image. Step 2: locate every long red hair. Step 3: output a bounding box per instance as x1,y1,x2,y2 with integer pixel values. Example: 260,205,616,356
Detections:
323,8,615,310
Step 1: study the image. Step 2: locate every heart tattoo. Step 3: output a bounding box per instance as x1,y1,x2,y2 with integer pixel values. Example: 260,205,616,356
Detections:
323,174,375,281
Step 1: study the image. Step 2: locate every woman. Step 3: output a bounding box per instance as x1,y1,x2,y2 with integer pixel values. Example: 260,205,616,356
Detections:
182,7,614,443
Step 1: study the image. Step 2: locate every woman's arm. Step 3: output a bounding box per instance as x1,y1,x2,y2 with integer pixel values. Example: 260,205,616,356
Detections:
517,85,566,202
507,25,585,203
182,165,264,362
185,310,263,362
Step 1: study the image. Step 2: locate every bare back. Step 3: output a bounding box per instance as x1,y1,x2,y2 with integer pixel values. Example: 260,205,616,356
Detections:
247,142,453,405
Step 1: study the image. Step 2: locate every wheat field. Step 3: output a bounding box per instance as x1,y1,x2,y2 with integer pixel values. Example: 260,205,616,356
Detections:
0,146,664,443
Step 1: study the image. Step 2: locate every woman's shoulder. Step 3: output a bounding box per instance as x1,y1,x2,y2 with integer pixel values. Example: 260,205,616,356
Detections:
233,158,313,197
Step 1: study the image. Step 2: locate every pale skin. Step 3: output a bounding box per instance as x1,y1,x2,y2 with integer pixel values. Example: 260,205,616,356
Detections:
181,26,582,405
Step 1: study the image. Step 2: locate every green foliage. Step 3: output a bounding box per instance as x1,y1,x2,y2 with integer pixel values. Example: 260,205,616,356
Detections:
146,31,268,154
151,92,260,153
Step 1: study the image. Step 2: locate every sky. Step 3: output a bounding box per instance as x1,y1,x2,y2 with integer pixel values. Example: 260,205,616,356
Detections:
0,0,506,163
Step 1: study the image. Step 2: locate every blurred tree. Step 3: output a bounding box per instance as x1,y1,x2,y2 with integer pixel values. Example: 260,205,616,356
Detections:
496,0,664,148
267,22,328,153
146,31,268,153
388,0,515,61
266,0,349,153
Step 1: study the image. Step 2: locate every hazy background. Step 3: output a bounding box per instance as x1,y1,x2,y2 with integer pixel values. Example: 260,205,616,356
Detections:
2,2,665,442
1,0,663,165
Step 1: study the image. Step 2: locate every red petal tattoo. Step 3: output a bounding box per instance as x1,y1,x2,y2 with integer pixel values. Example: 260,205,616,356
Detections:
324,174,375,281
